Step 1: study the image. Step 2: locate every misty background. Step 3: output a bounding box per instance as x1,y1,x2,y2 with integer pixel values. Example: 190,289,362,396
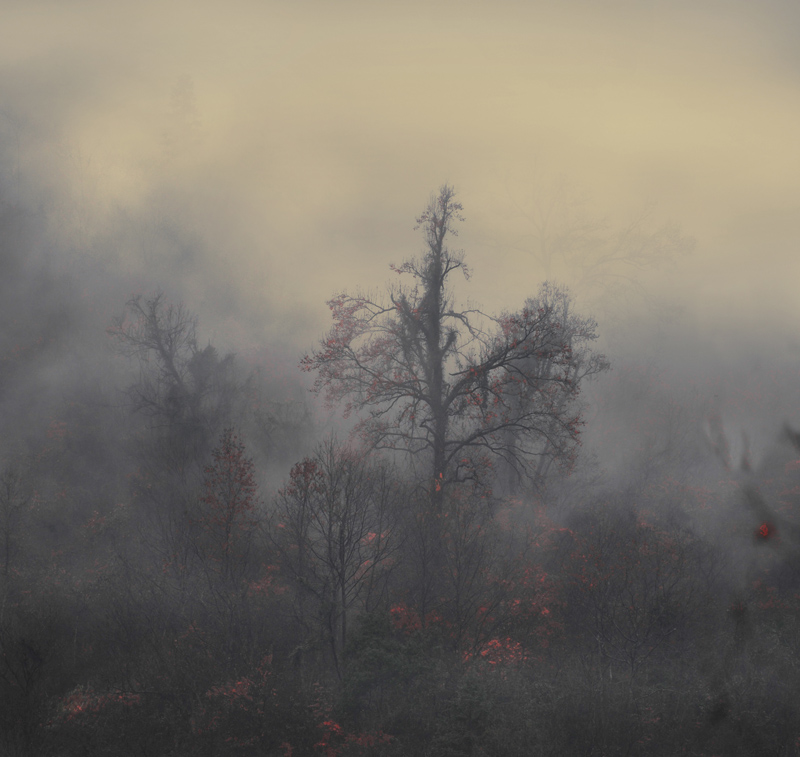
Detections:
1,1,800,754
3,0,799,473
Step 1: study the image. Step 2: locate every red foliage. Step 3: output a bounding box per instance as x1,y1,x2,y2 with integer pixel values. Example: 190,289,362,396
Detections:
315,718,394,757
466,636,526,666
247,563,286,597
282,458,325,499
197,427,260,573
191,655,279,744
756,522,775,541
389,603,422,633
55,686,141,724
389,603,446,634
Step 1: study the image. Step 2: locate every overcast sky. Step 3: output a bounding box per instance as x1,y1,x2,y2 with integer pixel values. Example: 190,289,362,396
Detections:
2,0,799,448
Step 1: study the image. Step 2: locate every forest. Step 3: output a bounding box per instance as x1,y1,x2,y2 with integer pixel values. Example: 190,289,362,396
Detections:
3,2,800,753
1,180,800,756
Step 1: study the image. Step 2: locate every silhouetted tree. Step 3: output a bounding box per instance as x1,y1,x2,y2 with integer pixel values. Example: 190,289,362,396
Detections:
273,438,402,678
302,186,608,510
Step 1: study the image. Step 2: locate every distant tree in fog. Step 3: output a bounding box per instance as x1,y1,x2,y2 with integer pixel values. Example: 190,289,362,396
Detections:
492,173,694,293
108,292,235,456
109,290,312,473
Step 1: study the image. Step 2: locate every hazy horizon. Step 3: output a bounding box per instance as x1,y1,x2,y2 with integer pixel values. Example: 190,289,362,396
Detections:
2,0,799,468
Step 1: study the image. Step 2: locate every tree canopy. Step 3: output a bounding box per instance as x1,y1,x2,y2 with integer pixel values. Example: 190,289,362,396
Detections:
302,186,609,505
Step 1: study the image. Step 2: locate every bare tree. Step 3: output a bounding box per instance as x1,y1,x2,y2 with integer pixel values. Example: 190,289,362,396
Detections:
272,438,402,678
108,291,236,459
492,174,694,298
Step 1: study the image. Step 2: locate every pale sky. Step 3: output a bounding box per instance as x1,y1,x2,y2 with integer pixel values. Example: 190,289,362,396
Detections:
2,0,799,405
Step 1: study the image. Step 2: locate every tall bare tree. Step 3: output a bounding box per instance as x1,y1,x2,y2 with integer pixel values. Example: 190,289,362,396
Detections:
272,437,402,678
302,186,609,508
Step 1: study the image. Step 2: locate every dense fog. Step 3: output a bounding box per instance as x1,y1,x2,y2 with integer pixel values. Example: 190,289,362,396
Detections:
1,2,799,755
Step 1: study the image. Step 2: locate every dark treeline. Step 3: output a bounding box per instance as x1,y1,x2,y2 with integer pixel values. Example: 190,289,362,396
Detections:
1,184,800,757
